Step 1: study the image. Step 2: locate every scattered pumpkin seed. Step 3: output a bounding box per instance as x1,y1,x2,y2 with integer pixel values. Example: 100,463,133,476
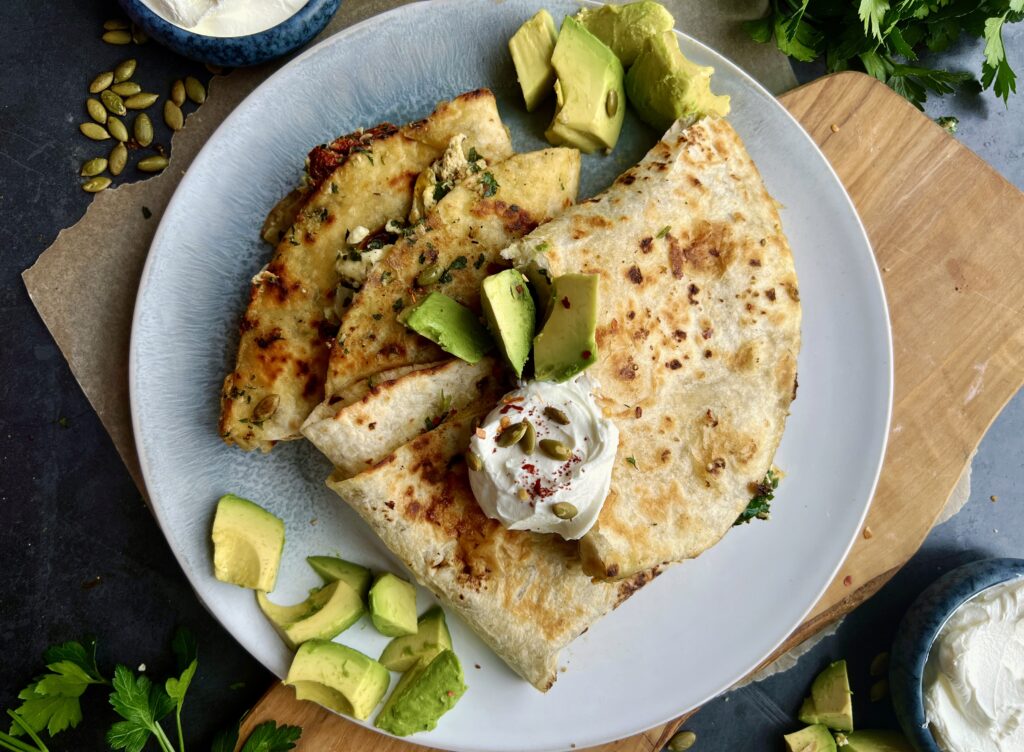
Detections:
466,451,482,472
133,113,154,146
89,71,114,93
870,679,888,703
184,76,206,104
131,24,148,44
137,155,169,173
109,142,127,176
497,422,527,448
252,394,280,421
82,176,111,193
79,122,110,140
104,18,130,30
124,92,159,109
80,158,108,177
113,58,136,83
86,98,107,124
543,406,570,425
100,89,126,115
416,264,441,287
107,116,128,142
520,420,536,455
517,487,530,501
102,30,132,45
605,89,619,118
111,81,141,96
667,730,697,751
205,63,225,75
539,439,571,461
870,651,889,677
551,502,578,520
170,79,186,106
163,100,184,131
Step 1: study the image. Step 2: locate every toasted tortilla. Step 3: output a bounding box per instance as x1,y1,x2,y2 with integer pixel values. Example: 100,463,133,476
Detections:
503,117,801,580
220,90,513,451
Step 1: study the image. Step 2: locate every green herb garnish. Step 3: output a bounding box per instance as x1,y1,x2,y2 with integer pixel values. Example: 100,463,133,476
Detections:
480,171,499,197
735,469,780,525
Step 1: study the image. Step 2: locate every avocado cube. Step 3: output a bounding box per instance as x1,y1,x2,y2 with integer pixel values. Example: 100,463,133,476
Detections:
575,1,676,65
379,606,454,672
307,555,372,600
211,494,285,591
401,292,493,364
375,649,466,737
799,660,854,732
285,639,390,720
533,273,599,382
784,724,837,752
369,573,418,637
509,9,559,111
481,268,536,378
844,730,914,752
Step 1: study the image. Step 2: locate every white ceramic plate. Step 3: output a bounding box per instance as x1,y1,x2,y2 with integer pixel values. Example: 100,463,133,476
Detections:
129,2,892,750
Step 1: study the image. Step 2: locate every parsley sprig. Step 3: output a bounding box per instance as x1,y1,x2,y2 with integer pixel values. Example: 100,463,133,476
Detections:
735,469,780,525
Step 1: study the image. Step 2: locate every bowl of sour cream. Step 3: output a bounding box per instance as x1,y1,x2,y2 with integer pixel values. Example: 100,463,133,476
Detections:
890,558,1024,752
118,0,341,67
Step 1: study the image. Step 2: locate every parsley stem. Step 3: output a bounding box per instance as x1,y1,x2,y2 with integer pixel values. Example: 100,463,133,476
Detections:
153,722,176,752
4,713,47,752
0,730,40,752
176,708,185,752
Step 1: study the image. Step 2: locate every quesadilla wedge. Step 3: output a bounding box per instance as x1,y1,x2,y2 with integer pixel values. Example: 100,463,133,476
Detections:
502,117,801,580
220,90,513,451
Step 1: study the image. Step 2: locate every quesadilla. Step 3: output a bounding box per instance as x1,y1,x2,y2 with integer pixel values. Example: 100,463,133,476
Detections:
220,90,514,451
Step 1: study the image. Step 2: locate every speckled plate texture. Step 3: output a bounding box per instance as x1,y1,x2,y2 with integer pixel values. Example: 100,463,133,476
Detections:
891,558,1024,752
128,2,893,749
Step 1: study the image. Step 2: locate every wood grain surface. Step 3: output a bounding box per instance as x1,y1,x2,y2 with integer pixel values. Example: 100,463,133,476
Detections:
237,72,1024,751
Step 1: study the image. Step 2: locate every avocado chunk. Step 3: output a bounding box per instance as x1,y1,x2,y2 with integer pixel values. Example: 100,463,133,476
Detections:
784,724,837,752
533,273,599,382
257,580,364,650
509,9,559,111
369,573,418,637
211,494,285,591
401,292,493,364
625,31,731,132
379,606,454,672
575,1,675,65
481,269,536,378
284,639,390,720
375,649,466,737
843,730,913,752
799,660,854,732
307,555,372,600
545,17,625,154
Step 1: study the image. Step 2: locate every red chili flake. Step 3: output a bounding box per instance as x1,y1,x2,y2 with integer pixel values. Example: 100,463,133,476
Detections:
582,350,592,359
561,296,571,309
635,406,642,418
843,575,853,587
500,403,524,414
447,690,455,697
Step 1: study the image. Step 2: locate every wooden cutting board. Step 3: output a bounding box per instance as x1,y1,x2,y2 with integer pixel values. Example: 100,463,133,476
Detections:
237,72,1024,751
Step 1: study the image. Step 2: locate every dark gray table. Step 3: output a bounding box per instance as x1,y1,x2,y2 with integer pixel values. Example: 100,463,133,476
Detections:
0,1,1020,749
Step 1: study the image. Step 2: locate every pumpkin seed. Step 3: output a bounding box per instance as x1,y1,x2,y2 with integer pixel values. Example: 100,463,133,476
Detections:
163,100,184,131
870,679,888,703
497,422,527,448
102,30,132,45
205,63,225,75
539,439,571,461
107,116,128,142
416,264,441,287
519,420,536,455
466,451,482,472
89,71,114,93
82,176,112,193
184,76,206,104
517,487,530,501
667,731,697,751
111,81,141,96
113,58,136,83
551,502,578,520
133,113,154,146
80,158,108,177
170,79,186,106
104,18,130,30
100,89,126,115
543,406,570,425
131,24,149,44
124,92,159,109
605,89,619,118
137,155,169,173
86,98,107,124
109,142,127,176
79,122,110,140
253,394,280,421
870,651,889,677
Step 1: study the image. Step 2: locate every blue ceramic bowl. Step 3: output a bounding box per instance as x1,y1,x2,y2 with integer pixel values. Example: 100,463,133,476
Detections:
890,557,1024,751
117,0,341,67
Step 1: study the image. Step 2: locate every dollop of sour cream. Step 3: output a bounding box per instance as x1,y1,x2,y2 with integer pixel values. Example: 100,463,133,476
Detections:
143,0,308,38
924,577,1024,752
468,378,618,540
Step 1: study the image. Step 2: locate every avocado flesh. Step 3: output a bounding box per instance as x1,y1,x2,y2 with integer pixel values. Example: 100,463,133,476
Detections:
307,555,372,599
533,273,599,382
784,724,837,752
625,31,731,132
575,1,675,65
509,9,559,111
285,639,390,720
375,650,466,737
369,573,418,637
481,269,536,378
211,494,285,591
799,660,854,732
844,730,913,752
257,580,364,650
401,292,493,364
545,16,625,154
380,606,453,672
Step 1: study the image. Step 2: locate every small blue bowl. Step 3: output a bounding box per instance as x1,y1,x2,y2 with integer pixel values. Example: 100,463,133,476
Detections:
118,0,341,67
890,557,1024,752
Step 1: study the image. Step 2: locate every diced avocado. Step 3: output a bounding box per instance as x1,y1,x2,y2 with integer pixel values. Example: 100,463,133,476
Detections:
211,494,285,591
284,639,390,720
369,573,418,637
544,17,625,154
509,9,559,111
784,724,837,752
257,580,364,650
375,650,466,737
481,269,536,378
379,606,453,672
625,31,731,132
575,1,676,65
843,730,913,752
533,273,599,382
799,660,854,732
401,292,493,364
307,555,372,600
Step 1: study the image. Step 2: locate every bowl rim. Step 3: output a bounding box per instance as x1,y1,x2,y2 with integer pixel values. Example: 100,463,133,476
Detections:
119,0,335,42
